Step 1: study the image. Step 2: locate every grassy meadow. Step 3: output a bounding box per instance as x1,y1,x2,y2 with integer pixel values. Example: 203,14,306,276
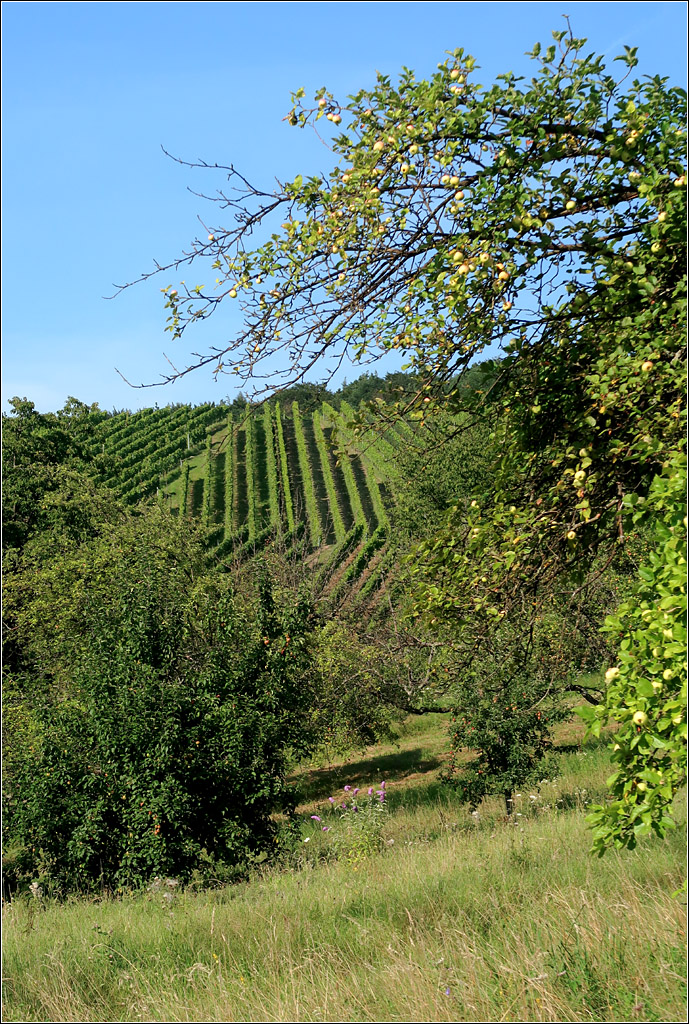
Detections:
3,714,686,1023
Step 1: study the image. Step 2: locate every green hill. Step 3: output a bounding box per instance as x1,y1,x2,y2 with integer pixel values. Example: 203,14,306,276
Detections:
81,397,415,619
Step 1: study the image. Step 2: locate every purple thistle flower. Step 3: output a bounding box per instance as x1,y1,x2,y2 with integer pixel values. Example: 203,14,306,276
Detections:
378,794,385,803
376,790,384,797
352,788,359,795
341,802,347,809
329,797,335,803
322,826,330,832
352,805,358,812
368,787,374,796
380,780,386,789
445,988,451,996
344,785,351,792
310,815,321,821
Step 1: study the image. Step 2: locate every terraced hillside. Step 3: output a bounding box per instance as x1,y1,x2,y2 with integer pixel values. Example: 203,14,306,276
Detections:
88,400,416,618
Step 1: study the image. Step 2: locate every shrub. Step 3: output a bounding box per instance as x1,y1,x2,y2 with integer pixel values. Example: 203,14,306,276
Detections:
3,510,318,893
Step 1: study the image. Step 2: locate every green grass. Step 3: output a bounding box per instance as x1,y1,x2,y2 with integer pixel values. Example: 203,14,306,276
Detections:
3,716,686,1023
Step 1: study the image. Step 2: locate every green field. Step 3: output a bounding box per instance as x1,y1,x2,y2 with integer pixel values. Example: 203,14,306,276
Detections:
3,714,685,1023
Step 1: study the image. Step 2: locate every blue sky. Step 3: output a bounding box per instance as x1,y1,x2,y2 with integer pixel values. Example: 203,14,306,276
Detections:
2,1,686,413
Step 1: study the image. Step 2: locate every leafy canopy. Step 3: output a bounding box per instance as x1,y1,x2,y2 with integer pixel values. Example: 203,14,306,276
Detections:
120,25,686,850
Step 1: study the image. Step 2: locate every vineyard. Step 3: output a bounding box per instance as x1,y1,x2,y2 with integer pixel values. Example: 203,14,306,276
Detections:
89,399,415,619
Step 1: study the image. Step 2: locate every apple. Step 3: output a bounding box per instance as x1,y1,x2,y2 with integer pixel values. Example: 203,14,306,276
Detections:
632,711,648,726
566,200,576,211
641,360,654,372
373,140,385,152
229,289,237,298
454,190,464,200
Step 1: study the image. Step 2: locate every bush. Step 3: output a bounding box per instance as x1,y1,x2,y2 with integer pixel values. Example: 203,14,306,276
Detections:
3,510,318,894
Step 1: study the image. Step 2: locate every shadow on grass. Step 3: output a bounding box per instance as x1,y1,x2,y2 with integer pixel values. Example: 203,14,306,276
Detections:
555,730,615,755
294,747,444,804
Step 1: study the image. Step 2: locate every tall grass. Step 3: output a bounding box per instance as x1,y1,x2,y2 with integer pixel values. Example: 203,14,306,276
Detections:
3,722,685,1023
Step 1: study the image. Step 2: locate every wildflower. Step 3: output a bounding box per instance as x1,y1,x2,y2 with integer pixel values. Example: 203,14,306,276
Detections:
329,797,335,803
353,788,359,795
344,785,351,792
445,988,451,996
368,787,374,795
380,780,386,789
303,837,311,843
322,826,330,832
310,815,321,821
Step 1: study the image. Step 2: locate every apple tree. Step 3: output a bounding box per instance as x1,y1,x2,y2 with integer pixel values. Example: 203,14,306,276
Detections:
119,25,686,846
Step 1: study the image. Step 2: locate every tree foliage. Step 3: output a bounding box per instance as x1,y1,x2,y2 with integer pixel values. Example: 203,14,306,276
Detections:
3,508,319,892
115,26,688,845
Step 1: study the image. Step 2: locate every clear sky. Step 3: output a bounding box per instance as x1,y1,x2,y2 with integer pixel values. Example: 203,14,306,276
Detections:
2,1,686,413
